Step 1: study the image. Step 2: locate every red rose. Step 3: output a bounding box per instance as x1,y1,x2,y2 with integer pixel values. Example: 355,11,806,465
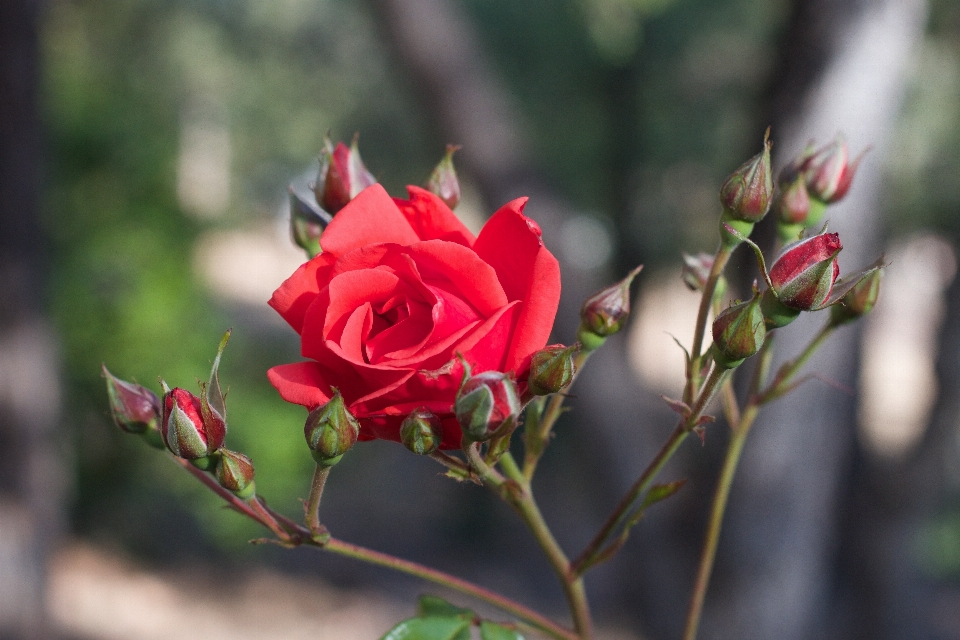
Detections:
267,183,561,449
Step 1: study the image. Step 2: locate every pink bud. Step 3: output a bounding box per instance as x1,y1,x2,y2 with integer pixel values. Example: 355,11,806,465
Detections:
800,136,865,204
578,265,643,349
719,131,773,223
161,388,226,459
103,365,161,435
455,371,521,442
768,232,842,310
425,145,462,209
313,135,377,214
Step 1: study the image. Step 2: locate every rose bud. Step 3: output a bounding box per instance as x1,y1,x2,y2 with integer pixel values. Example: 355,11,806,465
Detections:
830,267,882,326
312,134,377,215
578,265,643,350
719,130,773,224
761,232,842,328
400,407,443,455
802,135,865,204
161,387,226,461
456,371,521,442
711,293,766,370
289,188,332,259
103,365,161,435
425,144,462,210
215,449,256,499
774,174,825,243
304,389,360,467
528,344,578,396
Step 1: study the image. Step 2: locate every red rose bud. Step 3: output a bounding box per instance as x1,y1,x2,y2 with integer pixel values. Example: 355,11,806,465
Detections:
400,407,443,455
769,232,842,309
830,267,882,326
774,174,826,243
528,344,577,396
103,365,161,436
578,265,643,350
711,293,766,370
161,387,226,459
304,389,360,467
425,144,462,209
719,130,773,224
803,135,865,204
455,371,521,442
313,134,377,214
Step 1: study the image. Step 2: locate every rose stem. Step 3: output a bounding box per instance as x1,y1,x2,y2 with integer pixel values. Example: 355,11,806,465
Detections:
686,244,733,405
175,452,576,639
498,452,594,639
305,463,330,535
683,321,837,640
572,366,730,575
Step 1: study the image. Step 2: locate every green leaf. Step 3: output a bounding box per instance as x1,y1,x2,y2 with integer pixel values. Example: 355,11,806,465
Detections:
380,616,471,640
641,480,686,510
480,620,525,640
417,595,475,620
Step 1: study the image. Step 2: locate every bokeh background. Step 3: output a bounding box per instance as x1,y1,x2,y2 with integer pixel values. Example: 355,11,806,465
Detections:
2,0,959,638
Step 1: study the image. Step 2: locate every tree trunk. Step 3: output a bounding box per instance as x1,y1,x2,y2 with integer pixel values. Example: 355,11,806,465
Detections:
0,0,64,637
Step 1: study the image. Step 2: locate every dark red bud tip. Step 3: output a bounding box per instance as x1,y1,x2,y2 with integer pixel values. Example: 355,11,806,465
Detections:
579,265,643,343
719,131,773,223
769,232,843,310
305,389,360,467
103,365,162,435
455,371,521,441
313,135,377,215
425,144,462,210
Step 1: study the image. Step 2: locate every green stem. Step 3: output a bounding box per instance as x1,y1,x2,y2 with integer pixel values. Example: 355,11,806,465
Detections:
573,367,730,575
686,244,733,404
322,537,579,640
682,404,759,640
305,464,330,535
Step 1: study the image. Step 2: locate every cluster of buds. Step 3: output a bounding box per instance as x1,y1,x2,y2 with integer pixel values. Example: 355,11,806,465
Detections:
104,333,258,498
775,136,865,241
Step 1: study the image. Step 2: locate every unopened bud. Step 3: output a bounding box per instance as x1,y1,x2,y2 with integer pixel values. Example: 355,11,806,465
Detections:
830,268,882,326
761,232,843,328
425,145,462,209
103,365,161,437
289,188,332,258
216,449,256,499
712,293,766,369
304,389,360,467
161,387,226,459
719,130,773,223
802,135,865,204
400,408,442,455
456,371,521,442
578,265,643,350
312,134,377,215
775,174,824,242
528,344,577,396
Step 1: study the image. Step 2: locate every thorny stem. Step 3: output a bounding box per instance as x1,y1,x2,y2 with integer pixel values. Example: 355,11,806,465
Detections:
172,451,578,640
573,366,730,575
686,244,734,404
305,464,331,535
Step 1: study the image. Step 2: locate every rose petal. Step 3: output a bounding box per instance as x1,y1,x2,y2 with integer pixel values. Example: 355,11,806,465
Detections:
473,200,561,371
339,302,373,363
268,253,335,333
320,184,420,256
408,240,508,316
266,362,334,408
394,186,475,246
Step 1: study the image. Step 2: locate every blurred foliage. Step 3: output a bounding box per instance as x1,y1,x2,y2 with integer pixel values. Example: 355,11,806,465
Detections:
39,0,960,574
